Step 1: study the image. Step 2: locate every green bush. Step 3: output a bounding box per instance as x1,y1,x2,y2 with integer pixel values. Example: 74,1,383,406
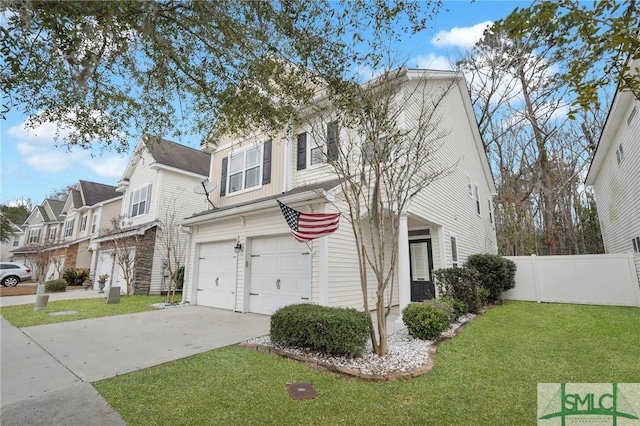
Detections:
62,268,90,286
433,267,482,314
477,287,489,307
439,297,467,320
466,254,517,303
45,279,67,293
270,304,369,357
175,266,185,290
422,298,456,320
402,303,451,340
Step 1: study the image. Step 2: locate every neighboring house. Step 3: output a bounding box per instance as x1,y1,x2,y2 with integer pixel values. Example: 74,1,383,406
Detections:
58,180,122,281
0,215,24,262
11,198,65,279
181,68,497,316
585,58,640,279
92,136,211,294
10,182,122,280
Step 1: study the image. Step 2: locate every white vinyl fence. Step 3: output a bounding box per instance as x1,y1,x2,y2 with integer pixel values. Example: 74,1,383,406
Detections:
503,253,640,307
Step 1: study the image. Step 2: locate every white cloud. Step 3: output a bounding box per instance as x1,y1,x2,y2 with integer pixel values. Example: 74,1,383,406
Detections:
411,53,454,71
431,21,493,49
8,117,128,179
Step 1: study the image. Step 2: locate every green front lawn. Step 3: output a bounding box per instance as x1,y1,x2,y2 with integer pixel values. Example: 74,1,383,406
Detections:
94,301,640,425
0,295,180,327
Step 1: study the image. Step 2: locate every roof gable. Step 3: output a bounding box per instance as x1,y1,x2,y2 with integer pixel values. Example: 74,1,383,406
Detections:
78,180,120,205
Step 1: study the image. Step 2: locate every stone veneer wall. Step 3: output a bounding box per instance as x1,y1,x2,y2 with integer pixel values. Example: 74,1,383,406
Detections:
64,244,78,270
133,226,157,295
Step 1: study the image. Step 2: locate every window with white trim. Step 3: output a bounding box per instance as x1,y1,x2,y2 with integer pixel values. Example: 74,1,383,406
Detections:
130,184,152,217
474,184,481,215
363,136,390,166
64,219,75,238
451,236,459,268
228,146,262,194
310,137,323,166
466,176,473,198
12,236,20,247
28,228,40,244
80,215,88,232
48,228,57,241
633,236,640,253
91,214,98,234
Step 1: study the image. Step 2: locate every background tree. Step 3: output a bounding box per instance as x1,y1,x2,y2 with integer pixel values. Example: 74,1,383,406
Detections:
459,29,606,255
303,68,454,355
0,203,30,243
2,1,442,151
494,0,640,111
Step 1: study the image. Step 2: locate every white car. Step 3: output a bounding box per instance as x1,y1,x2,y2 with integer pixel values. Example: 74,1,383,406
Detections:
0,262,33,287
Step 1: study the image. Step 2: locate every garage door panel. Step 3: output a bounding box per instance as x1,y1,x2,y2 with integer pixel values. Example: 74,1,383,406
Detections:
249,235,311,315
196,241,236,310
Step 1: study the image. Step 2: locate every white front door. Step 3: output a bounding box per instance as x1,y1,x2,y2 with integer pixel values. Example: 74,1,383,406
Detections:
196,241,237,310
249,235,311,315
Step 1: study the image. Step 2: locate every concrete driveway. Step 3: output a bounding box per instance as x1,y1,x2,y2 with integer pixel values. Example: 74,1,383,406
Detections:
1,305,270,425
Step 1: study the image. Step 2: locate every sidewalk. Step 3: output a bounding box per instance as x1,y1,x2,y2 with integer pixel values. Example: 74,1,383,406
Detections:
0,287,106,307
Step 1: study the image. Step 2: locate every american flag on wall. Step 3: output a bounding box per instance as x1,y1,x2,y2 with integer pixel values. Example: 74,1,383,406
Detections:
277,200,341,243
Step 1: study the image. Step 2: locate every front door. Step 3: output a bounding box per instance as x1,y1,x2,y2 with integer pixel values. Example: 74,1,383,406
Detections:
409,239,435,302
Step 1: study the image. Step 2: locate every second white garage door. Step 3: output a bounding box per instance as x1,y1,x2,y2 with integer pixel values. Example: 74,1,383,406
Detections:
249,235,311,315
196,241,237,310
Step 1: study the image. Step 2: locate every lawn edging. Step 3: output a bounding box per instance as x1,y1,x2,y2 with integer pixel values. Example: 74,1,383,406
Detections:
240,305,491,381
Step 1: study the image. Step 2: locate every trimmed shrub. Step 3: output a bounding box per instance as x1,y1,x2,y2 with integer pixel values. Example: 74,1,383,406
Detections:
422,298,456,320
270,304,369,357
62,268,90,286
433,267,482,314
466,254,517,303
402,303,451,340
45,279,67,293
440,297,467,320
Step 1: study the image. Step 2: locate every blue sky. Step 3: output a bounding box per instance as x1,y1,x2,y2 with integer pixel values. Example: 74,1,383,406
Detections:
0,1,525,206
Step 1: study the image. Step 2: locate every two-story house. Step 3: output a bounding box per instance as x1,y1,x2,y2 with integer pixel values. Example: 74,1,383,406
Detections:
58,180,122,278
11,198,65,279
92,136,211,295
585,58,640,280
0,214,24,262
181,68,497,316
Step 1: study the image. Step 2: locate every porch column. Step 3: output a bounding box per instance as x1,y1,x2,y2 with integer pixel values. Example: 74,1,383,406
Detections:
397,213,411,320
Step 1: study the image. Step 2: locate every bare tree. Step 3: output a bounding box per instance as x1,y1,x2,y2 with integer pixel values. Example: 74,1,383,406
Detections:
302,68,454,355
99,217,140,296
156,198,188,304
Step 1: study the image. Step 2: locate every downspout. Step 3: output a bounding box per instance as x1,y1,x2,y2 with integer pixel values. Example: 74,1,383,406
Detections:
180,225,192,305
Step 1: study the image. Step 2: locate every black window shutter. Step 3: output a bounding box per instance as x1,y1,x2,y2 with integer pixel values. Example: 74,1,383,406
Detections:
220,157,228,196
262,139,272,185
327,121,338,162
297,132,307,170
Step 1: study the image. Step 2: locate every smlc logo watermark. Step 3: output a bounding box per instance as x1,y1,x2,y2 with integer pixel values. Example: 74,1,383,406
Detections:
538,383,640,425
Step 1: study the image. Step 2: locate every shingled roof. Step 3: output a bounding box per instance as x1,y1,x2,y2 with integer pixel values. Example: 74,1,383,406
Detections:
78,180,120,206
144,137,210,176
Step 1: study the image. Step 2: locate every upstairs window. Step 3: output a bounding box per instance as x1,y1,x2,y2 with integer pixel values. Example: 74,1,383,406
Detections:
466,176,473,198
80,215,88,232
363,137,390,166
91,214,98,234
488,199,494,224
48,228,57,241
28,228,40,244
474,184,481,215
633,236,640,253
64,219,75,238
220,140,271,196
130,184,152,217
326,121,339,163
12,236,20,247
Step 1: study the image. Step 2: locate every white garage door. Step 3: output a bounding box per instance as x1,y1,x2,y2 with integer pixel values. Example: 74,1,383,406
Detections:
249,235,311,315
196,241,237,310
